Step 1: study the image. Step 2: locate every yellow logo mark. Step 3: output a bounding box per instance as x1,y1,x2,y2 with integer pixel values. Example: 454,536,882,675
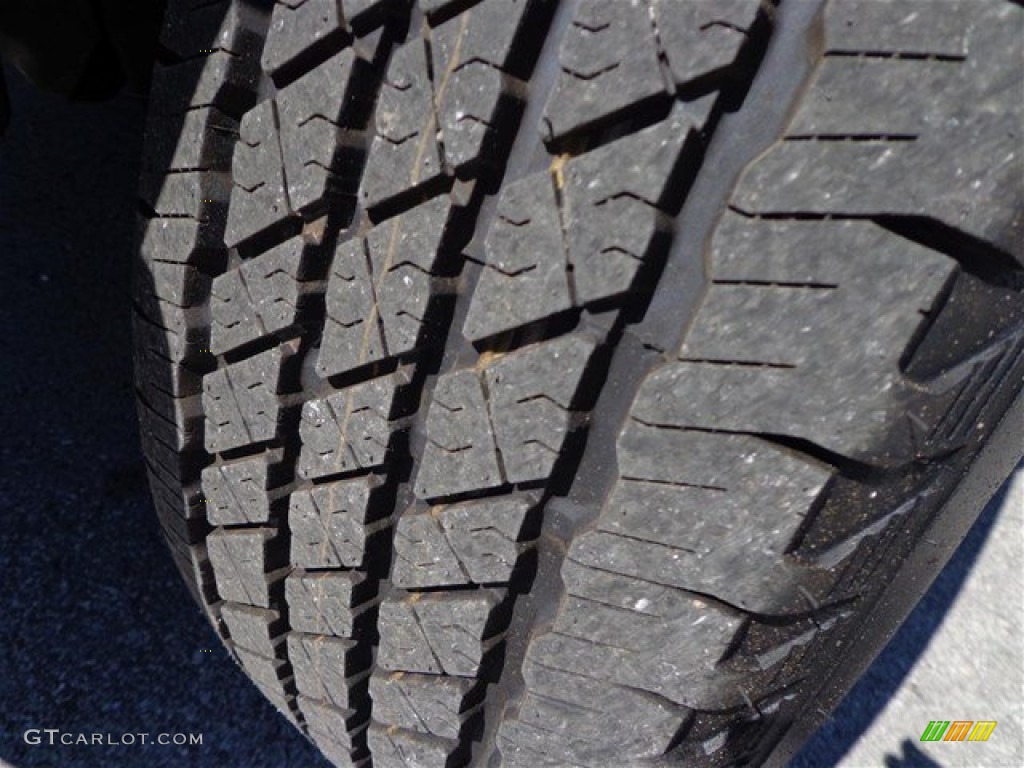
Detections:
967,721,998,742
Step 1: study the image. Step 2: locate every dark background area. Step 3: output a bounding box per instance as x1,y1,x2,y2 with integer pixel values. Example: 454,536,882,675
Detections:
0,66,1014,768
0,67,328,768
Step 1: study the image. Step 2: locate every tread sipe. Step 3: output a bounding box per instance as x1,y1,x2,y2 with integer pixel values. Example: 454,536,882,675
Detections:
134,0,1024,766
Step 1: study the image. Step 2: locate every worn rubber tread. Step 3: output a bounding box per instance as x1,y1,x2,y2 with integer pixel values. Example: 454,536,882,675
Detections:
134,0,1024,766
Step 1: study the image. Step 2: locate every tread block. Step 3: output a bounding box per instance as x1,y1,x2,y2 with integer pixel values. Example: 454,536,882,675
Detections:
276,48,365,212
286,570,373,636
428,0,533,171
416,336,596,499
141,107,238,182
203,341,300,453
370,671,481,739
414,370,502,500
377,590,507,677
225,99,293,248
232,646,294,714
542,0,665,142
428,0,531,74
567,423,834,613
201,451,285,526
139,215,221,268
734,0,1023,253
143,261,208,311
150,468,206,531
529,560,744,707
680,283,835,368
498,660,688,766
147,170,231,220
309,734,370,768
483,335,596,483
496,744,572,768
289,476,383,568
367,724,457,768
735,140,1018,248
823,0,971,57
786,58,956,138
651,0,760,87
391,509,465,588
297,371,409,479
542,0,761,142
604,420,829,578
361,40,446,210
210,237,308,355
134,296,199,365
462,172,570,341
434,61,505,172
636,219,954,462
561,101,709,305
262,0,347,81
297,695,368,752
135,361,201,426
362,0,537,208
136,387,201,454
207,527,286,607
221,602,285,658
392,495,537,588
440,496,537,585
228,46,370,245
321,239,389,373
149,49,259,120
287,632,370,709
465,104,706,339
138,414,196,484
317,198,456,378
707,211,907,285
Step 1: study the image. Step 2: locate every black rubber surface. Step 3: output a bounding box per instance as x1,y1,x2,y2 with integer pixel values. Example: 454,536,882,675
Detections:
0,54,1017,768
134,1,1024,766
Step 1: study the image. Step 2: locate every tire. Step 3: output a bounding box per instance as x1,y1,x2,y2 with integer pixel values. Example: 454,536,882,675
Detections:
133,0,1024,766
